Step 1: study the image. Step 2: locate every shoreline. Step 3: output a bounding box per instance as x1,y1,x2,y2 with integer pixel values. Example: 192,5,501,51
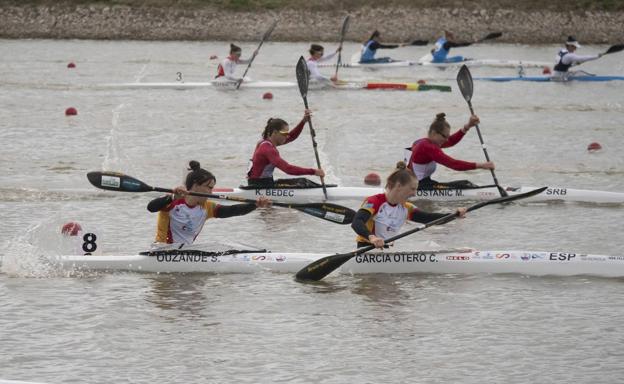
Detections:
1,5,623,44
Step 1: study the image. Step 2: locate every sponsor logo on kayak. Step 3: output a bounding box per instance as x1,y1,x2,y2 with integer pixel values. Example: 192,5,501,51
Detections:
355,253,438,263
101,175,120,188
275,255,286,262
474,251,494,260
581,255,606,262
251,255,267,261
446,255,470,261
545,188,567,196
549,252,576,261
496,253,511,259
608,256,624,261
255,189,296,197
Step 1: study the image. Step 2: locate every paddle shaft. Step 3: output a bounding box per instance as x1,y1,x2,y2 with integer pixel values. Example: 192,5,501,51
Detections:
466,101,507,196
301,96,328,199
236,21,277,90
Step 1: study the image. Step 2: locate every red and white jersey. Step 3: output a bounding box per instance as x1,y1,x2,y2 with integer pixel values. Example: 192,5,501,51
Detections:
408,131,476,180
306,52,337,82
155,199,218,244
216,55,250,81
355,193,417,243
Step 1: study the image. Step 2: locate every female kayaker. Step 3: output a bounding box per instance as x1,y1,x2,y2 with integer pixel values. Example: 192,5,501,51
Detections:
148,161,270,245
215,43,258,82
430,30,472,63
407,113,494,190
553,36,602,79
247,109,325,188
359,30,405,63
306,44,341,83
352,162,467,249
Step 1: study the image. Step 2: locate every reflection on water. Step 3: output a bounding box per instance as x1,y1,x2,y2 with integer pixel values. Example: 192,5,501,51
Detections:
144,274,213,320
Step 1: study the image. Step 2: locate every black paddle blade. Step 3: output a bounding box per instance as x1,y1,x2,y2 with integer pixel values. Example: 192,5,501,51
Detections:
456,64,474,102
296,56,309,99
410,39,429,46
605,44,624,55
482,32,503,41
340,15,350,39
295,251,360,281
86,171,154,193
294,203,355,225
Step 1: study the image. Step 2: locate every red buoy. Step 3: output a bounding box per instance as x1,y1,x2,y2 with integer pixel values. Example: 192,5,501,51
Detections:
209,55,218,60
364,172,381,186
67,62,76,68
61,222,82,236
262,92,273,100
542,66,552,75
65,107,78,116
587,142,602,152
417,79,426,85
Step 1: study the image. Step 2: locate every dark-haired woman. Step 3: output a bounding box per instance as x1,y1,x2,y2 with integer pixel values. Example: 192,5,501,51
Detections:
148,161,270,245
359,30,405,64
247,110,325,188
352,162,467,249
215,44,258,82
306,44,341,83
407,113,494,190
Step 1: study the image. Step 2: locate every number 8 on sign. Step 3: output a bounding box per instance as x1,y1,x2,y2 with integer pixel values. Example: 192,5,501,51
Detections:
82,233,97,254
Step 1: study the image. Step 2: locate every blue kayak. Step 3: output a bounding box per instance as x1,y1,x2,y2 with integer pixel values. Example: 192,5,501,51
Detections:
475,75,624,82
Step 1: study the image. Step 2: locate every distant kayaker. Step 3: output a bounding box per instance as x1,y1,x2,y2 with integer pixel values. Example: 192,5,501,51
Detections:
430,30,472,63
247,110,325,188
553,36,602,78
148,160,270,245
407,113,494,190
352,162,467,249
306,44,341,83
215,44,258,82
359,30,406,63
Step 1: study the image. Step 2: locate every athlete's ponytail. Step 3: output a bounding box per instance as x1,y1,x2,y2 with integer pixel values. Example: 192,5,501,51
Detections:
262,118,288,140
429,112,451,135
386,161,416,189
185,160,216,190
230,44,242,54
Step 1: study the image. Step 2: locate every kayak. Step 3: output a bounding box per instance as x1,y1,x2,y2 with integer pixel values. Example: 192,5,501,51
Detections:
4,248,623,277
102,80,451,92
213,184,624,204
417,57,551,69
475,75,624,82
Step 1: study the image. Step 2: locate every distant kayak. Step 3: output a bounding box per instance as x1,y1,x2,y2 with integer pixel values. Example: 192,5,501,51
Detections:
475,75,624,82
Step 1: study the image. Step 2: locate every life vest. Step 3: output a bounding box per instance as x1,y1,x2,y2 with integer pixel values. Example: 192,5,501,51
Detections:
360,40,377,62
431,37,448,62
553,50,572,72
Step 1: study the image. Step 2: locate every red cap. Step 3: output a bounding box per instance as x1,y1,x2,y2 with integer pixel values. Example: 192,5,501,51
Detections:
61,222,82,236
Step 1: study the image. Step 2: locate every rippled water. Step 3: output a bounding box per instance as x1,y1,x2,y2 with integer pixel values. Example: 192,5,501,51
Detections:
1,39,624,383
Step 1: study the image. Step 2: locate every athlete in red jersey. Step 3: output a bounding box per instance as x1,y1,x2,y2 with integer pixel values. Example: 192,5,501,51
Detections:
352,162,467,249
407,113,494,190
148,161,270,245
247,109,325,187
215,44,257,82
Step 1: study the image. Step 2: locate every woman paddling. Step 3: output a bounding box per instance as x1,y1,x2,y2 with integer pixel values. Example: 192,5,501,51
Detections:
352,162,467,249
430,30,472,63
247,110,325,188
407,113,494,190
359,30,406,64
215,44,258,82
306,44,341,83
148,161,270,245
553,36,602,79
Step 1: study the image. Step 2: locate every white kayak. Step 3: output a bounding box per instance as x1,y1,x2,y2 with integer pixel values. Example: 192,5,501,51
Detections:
102,80,297,90
317,59,550,69
213,184,624,204
5,249,623,277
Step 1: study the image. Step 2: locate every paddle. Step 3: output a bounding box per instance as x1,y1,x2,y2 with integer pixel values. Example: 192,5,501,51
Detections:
236,19,278,90
408,39,429,46
476,32,502,43
295,186,547,281
86,171,354,225
456,64,508,198
334,15,351,79
296,56,328,200
603,44,624,55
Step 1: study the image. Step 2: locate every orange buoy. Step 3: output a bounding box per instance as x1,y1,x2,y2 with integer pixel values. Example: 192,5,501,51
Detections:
587,142,602,152
262,92,273,100
67,62,76,68
364,172,381,186
65,107,78,116
61,222,82,236
542,66,552,75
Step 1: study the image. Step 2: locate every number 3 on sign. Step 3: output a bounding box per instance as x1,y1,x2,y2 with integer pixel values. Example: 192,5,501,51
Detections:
82,233,97,255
